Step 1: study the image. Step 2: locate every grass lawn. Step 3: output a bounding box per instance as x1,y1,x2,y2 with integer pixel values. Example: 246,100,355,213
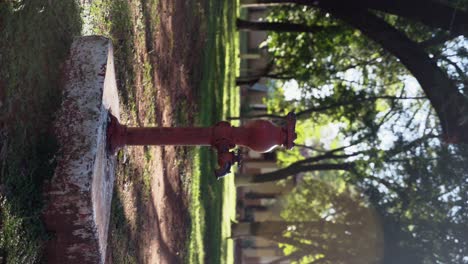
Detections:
187,0,239,263
0,1,82,262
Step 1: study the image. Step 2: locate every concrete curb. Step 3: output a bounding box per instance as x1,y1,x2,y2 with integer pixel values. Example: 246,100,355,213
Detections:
42,36,119,264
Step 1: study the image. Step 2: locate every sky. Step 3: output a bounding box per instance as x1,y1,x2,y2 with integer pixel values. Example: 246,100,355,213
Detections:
282,73,432,151
283,79,301,101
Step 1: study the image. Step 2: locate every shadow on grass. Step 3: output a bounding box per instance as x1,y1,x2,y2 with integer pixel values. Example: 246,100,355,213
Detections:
140,0,158,57
107,0,136,110
198,148,223,264
110,147,187,263
107,183,139,264
0,1,81,262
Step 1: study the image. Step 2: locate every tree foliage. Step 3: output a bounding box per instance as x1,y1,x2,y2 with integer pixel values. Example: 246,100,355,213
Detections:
272,141,468,263
239,0,468,142
236,1,468,263
271,178,383,264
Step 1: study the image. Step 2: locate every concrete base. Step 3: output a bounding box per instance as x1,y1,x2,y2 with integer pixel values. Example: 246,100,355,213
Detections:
43,36,119,264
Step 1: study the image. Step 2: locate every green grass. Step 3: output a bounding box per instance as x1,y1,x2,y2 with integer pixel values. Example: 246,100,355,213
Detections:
187,0,240,263
84,0,139,114
107,191,138,264
0,1,82,263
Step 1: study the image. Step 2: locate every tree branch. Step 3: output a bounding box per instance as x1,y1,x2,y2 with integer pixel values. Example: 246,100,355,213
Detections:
419,32,460,48
295,150,365,166
438,55,467,81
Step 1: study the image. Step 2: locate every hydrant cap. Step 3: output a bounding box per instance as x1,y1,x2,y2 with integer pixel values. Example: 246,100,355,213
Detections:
285,112,297,149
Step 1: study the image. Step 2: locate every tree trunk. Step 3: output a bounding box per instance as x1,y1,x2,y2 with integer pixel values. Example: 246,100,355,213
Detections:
317,3,468,143
245,205,270,211
235,173,257,186
236,76,261,86
240,0,286,7
237,60,276,86
349,0,468,36
236,18,337,33
235,163,354,186
254,163,354,183
245,192,279,199
240,0,468,36
236,73,293,86
231,221,350,237
230,221,303,237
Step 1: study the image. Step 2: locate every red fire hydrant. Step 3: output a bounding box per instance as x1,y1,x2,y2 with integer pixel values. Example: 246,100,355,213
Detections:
107,112,296,178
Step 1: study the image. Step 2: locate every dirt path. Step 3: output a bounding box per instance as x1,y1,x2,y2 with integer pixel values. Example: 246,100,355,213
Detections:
141,1,204,262
106,0,205,263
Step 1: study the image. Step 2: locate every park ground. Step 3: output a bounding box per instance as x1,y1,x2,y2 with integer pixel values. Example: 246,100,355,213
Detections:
0,0,238,263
